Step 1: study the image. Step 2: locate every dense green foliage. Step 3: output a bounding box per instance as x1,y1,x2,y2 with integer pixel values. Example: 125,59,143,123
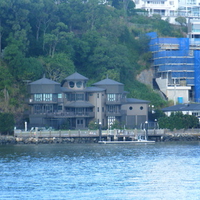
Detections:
0,0,186,126
0,113,14,134
158,112,199,130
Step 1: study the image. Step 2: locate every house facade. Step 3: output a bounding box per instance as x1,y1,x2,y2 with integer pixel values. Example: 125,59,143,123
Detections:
134,0,200,23
28,72,149,130
162,103,200,120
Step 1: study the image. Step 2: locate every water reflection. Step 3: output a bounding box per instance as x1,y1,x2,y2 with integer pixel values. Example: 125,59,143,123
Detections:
0,142,200,199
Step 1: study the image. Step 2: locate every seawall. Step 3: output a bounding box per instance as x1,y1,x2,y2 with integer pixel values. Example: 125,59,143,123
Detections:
0,136,99,144
1,131,200,144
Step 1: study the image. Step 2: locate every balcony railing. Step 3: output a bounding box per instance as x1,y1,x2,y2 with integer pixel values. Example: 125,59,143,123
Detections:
29,99,58,104
106,99,126,105
106,111,123,116
32,111,95,118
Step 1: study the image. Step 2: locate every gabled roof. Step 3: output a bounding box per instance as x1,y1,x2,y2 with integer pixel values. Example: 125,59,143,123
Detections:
65,101,94,108
93,78,123,86
162,104,200,112
29,77,60,85
126,98,150,104
65,72,88,81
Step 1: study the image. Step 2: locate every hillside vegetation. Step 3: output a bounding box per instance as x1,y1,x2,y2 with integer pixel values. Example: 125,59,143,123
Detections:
0,0,187,126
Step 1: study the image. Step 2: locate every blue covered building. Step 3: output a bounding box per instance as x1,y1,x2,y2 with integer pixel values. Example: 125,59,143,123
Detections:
148,32,200,104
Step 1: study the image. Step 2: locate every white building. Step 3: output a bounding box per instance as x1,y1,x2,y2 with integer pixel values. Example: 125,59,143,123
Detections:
162,103,200,119
134,0,200,23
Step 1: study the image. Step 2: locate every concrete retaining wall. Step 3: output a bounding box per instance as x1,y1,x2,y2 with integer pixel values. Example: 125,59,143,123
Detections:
1,129,200,144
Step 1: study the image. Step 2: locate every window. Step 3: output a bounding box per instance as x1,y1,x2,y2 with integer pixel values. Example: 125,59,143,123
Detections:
43,94,52,101
102,107,104,112
140,106,143,110
76,81,82,88
76,94,84,100
69,94,75,101
58,94,62,98
69,81,75,88
107,94,116,101
97,93,99,98
58,105,62,111
34,93,53,101
97,107,99,112
34,105,42,113
107,105,118,112
45,105,53,112
129,106,133,110
108,116,115,127
34,94,42,101
77,119,83,124
76,108,84,114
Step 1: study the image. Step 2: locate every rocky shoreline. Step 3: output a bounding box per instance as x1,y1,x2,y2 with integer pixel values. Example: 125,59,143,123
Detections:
0,133,200,145
0,136,99,144
162,134,200,142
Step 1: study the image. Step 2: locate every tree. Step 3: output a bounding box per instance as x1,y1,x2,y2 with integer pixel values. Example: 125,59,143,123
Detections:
58,0,87,32
39,53,75,82
111,120,121,129
88,120,99,130
158,112,199,130
88,37,132,82
0,113,14,134
175,17,186,26
43,22,72,57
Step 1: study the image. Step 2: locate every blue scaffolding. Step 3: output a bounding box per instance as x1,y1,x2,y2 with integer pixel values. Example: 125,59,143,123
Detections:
147,32,200,102
194,51,200,102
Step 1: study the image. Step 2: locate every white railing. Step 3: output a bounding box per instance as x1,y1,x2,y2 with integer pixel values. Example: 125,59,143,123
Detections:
14,129,165,138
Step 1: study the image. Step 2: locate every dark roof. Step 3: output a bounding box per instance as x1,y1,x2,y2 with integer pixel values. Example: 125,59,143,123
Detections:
29,77,60,85
162,104,200,112
61,87,73,92
125,98,150,104
83,87,105,92
61,86,105,92
93,78,123,86
65,72,88,81
65,101,94,108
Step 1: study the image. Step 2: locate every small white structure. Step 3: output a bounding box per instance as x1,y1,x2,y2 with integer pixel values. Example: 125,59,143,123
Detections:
162,103,200,119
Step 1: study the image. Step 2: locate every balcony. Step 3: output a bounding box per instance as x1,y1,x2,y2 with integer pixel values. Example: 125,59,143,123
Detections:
106,100,123,105
106,111,122,116
28,99,58,104
32,111,95,118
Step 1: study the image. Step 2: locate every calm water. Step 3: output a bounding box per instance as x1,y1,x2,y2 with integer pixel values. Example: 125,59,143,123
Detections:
0,142,200,200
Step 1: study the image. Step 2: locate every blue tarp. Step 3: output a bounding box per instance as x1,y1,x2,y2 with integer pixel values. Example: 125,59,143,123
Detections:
194,50,200,102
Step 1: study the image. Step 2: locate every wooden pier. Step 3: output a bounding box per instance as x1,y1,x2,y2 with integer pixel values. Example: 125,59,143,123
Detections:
14,129,164,142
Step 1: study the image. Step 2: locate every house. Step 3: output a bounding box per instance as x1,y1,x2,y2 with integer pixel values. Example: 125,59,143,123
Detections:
134,0,200,24
162,103,200,119
28,72,150,129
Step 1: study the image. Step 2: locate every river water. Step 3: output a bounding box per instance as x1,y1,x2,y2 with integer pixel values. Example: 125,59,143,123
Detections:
0,142,200,200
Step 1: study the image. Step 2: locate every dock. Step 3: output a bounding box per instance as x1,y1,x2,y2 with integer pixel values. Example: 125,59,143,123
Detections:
98,140,155,144
14,129,164,143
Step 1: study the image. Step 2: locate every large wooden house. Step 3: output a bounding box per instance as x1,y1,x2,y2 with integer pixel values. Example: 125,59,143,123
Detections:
28,72,149,129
